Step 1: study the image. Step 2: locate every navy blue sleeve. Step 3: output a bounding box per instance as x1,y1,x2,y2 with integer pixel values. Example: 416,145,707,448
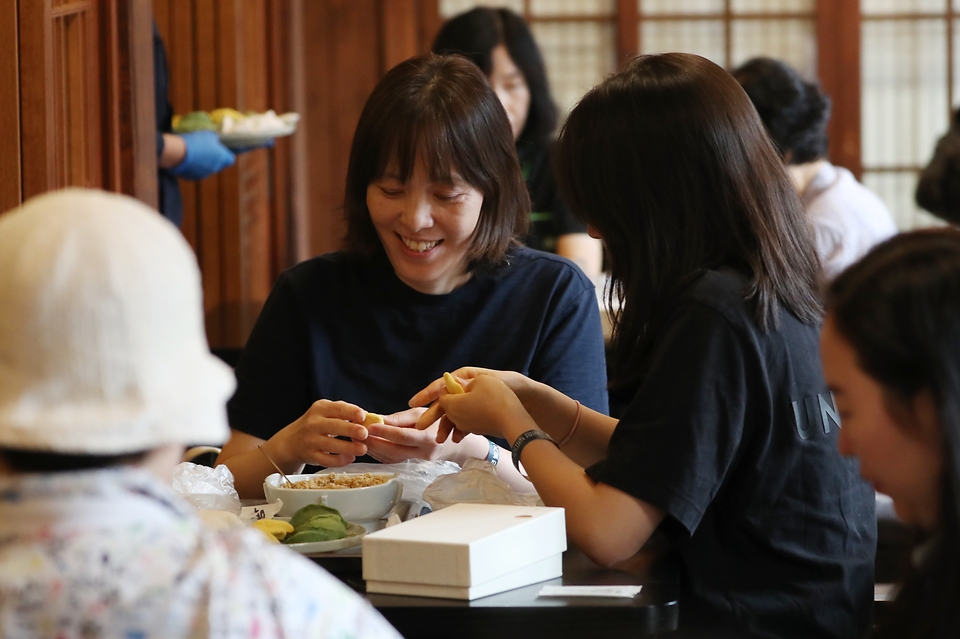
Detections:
529,281,609,415
586,302,751,535
227,273,314,441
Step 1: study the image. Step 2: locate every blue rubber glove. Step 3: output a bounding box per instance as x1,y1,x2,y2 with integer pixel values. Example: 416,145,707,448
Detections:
168,130,236,180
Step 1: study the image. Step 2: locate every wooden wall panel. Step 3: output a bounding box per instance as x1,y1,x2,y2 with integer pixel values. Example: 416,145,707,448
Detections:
616,0,638,64
817,0,862,178
19,0,56,199
295,0,438,262
0,0,21,212
157,0,296,348
382,0,418,71
267,0,304,270
300,0,382,259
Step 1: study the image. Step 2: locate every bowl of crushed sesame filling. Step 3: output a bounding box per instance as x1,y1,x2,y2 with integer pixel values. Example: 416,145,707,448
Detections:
264,471,401,521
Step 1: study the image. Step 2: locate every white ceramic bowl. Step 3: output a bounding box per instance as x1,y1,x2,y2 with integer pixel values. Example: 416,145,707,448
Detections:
263,472,402,520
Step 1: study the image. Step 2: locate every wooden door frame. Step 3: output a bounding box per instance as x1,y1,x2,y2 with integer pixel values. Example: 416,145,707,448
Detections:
817,0,862,179
0,0,20,212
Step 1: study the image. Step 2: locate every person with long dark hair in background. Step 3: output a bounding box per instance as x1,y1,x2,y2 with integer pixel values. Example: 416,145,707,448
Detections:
432,7,603,278
411,53,876,638
823,228,960,638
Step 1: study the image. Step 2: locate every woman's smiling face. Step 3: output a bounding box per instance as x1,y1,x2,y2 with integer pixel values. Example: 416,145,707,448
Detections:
366,158,484,295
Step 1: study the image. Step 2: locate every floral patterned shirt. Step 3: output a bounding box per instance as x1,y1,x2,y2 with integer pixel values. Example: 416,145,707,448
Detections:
0,467,402,639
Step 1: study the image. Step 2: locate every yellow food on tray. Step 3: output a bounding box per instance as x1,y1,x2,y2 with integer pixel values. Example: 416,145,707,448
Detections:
209,108,244,126
251,518,295,543
172,108,299,136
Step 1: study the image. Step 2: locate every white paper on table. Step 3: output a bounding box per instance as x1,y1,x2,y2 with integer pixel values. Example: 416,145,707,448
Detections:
239,500,283,522
538,585,642,598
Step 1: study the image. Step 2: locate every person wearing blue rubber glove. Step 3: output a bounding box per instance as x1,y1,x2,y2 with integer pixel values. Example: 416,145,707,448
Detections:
164,130,236,180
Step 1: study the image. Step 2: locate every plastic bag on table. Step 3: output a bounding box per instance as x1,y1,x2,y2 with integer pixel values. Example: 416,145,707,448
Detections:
423,458,542,511
171,462,241,515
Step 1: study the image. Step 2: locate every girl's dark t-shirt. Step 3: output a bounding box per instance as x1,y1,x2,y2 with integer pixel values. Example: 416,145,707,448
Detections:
228,246,609,447
588,268,876,639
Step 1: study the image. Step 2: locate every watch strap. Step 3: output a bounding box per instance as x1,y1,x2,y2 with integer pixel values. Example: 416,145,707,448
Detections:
511,429,557,474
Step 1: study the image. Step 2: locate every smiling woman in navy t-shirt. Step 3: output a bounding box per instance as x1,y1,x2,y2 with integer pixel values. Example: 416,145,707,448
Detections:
216,54,607,499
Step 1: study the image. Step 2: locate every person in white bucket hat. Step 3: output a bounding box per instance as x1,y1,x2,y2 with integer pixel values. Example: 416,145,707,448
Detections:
0,189,401,639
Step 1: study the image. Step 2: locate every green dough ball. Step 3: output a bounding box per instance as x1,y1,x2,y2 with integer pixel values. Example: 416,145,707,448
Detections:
175,111,216,132
289,504,347,529
299,515,347,536
284,523,346,544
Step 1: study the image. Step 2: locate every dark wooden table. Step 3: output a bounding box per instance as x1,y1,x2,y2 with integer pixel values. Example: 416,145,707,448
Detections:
312,544,680,638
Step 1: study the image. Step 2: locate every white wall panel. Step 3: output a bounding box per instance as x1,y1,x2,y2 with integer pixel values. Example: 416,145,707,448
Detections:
532,21,617,118
861,19,947,167
641,0,724,15
861,0,946,14
530,0,615,16
439,0,524,19
732,0,814,12
863,171,945,229
731,19,816,77
641,19,726,66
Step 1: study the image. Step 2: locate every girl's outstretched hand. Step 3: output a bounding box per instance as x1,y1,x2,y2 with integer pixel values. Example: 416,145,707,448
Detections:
416,374,535,444
410,367,535,440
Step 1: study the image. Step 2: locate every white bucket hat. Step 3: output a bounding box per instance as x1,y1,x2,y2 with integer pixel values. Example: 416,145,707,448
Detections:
0,188,235,454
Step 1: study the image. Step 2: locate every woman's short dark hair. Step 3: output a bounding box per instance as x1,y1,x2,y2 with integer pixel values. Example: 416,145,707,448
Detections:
732,57,831,164
432,7,557,148
555,53,822,390
343,54,529,270
826,228,960,638
0,449,149,473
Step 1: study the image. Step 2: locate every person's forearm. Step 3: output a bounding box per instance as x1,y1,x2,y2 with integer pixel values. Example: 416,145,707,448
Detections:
520,388,614,468
216,429,306,499
159,133,187,169
501,426,663,567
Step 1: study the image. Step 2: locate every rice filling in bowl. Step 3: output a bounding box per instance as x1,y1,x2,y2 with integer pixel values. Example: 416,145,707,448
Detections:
290,472,394,490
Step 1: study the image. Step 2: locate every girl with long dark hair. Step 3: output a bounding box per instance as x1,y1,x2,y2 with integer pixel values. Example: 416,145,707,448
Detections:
823,228,960,639
432,7,603,277
412,53,876,638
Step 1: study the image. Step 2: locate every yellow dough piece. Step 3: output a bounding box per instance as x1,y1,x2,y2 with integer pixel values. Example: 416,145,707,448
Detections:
209,107,245,126
361,412,385,427
252,518,295,542
443,372,465,394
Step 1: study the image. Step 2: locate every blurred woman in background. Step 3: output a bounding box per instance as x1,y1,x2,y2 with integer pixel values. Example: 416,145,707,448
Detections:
433,7,603,278
823,228,960,639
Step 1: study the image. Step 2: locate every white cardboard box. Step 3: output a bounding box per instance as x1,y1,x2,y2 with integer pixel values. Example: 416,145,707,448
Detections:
362,503,566,600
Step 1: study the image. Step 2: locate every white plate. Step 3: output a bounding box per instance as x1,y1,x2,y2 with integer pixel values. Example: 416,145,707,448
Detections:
218,124,296,149
282,522,366,556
